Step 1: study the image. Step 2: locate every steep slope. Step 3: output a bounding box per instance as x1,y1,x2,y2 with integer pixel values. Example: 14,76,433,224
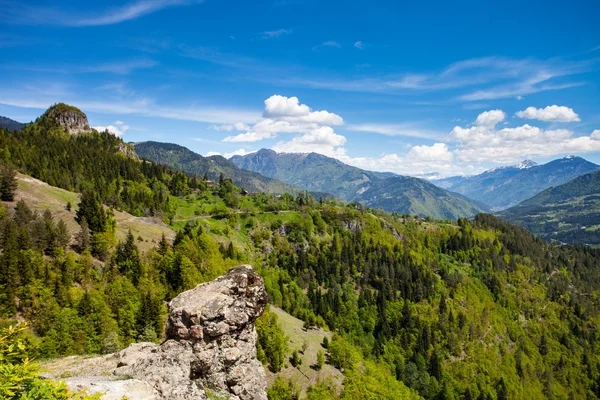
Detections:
133,142,305,195
432,157,599,210
355,175,487,220
0,116,26,131
9,173,175,253
501,170,600,245
230,149,487,219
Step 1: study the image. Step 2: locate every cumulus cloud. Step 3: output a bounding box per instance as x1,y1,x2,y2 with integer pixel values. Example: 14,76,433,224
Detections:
449,110,600,163
272,126,346,156
93,120,130,136
475,109,505,127
515,105,580,122
334,143,466,177
223,95,345,156
408,143,453,162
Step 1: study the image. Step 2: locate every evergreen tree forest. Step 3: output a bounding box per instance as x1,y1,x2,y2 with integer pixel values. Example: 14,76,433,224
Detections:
1,116,600,399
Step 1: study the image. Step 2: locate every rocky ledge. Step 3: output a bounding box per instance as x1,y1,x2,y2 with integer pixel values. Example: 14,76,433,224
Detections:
61,265,268,400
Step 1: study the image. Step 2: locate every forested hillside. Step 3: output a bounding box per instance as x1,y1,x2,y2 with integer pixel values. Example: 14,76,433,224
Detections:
501,171,600,245
230,149,486,220
1,105,600,400
134,141,308,195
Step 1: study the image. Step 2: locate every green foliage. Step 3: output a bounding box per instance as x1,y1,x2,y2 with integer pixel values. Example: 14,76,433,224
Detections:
0,323,100,400
0,162,18,201
502,170,600,245
267,377,300,400
256,308,287,372
316,349,325,370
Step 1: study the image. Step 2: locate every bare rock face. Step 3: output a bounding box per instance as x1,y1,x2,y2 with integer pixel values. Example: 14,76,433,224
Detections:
115,265,268,400
41,103,92,135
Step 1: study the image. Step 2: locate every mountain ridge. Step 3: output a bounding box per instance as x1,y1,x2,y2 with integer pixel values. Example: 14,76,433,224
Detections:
432,156,599,210
133,141,319,196
500,170,600,245
230,148,487,220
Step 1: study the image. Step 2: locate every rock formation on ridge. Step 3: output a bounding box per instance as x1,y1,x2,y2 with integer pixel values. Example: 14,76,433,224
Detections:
59,265,269,400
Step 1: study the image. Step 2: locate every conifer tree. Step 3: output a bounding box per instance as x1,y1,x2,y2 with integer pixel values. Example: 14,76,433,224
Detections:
0,163,17,201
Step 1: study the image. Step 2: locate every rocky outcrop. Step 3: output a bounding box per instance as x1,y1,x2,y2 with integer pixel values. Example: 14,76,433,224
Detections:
40,103,92,135
62,265,268,400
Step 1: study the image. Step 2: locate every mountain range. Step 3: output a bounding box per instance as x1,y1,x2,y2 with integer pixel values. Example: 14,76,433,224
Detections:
230,149,487,220
133,141,308,195
501,170,600,245
0,116,26,131
432,156,600,210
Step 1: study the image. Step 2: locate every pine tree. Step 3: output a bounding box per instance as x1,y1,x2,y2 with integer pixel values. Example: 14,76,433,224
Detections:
0,163,17,201
157,233,169,256
77,217,91,251
76,191,107,233
316,349,325,370
56,219,70,250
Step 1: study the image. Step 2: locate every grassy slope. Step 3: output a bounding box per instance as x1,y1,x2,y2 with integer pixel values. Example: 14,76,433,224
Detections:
6,173,175,252
266,306,344,397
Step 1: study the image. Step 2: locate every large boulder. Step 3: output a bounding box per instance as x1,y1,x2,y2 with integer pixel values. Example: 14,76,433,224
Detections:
115,265,268,400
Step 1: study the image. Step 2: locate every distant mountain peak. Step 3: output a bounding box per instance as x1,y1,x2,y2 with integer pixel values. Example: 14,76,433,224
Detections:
487,159,538,173
516,160,538,169
563,154,578,160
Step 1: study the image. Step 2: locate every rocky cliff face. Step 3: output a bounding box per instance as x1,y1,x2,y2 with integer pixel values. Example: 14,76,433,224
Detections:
40,103,92,135
60,265,268,400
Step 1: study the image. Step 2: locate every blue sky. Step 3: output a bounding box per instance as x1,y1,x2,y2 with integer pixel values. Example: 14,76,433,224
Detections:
1,0,599,177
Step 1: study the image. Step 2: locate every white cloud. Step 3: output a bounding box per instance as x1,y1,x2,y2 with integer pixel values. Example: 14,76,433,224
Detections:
206,151,220,157
475,109,505,127
221,95,347,156
272,126,346,156
591,130,600,140
93,120,130,136
449,111,600,163
261,29,291,39
312,41,341,52
408,143,453,162
354,41,365,50
515,105,580,122
224,148,255,158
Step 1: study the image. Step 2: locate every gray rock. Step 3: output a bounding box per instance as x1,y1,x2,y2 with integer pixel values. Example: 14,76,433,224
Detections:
62,265,268,400
129,264,268,400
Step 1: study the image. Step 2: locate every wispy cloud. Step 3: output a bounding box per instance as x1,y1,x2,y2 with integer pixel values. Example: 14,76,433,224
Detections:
347,123,444,140
270,56,594,101
354,41,365,50
3,59,157,75
1,0,203,27
0,88,261,125
261,29,292,39
312,41,341,52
